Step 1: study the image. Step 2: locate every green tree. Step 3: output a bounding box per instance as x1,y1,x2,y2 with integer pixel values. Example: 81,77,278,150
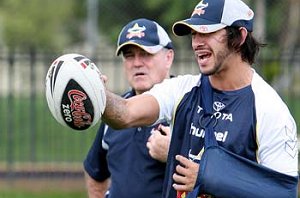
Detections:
0,0,83,52
98,0,197,47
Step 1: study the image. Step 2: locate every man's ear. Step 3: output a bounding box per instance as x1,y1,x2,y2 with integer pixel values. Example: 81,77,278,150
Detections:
239,27,248,46
165,49,174,70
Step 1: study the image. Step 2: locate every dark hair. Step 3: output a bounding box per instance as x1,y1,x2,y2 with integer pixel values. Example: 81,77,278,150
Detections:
226,27,266,65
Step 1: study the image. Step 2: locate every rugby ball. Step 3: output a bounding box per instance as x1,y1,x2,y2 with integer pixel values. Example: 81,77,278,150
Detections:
45,53,106,131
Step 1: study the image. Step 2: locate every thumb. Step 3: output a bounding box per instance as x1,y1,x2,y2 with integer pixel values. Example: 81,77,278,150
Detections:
160,125,171,136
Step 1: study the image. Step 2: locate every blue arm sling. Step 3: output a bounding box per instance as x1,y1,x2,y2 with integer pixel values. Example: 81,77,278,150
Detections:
188,76,298,198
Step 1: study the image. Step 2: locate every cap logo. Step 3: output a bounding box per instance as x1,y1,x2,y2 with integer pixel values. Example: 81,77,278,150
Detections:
192,0,208,16
247,10,254,18
126,23,146,39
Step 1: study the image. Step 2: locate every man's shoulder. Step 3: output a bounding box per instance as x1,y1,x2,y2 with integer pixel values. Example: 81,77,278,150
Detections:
156,74,200,90
170,74,200,82
251,72,285,106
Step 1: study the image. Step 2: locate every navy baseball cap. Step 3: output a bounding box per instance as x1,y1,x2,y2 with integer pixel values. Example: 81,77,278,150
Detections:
173,0,254,36
116,18,173,56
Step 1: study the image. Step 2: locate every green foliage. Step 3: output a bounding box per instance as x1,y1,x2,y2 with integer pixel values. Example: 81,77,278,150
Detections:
265,0,288,44
0,0,296,83
98,0,198,46
142,0,191,26
259,47,281,82
261,61,281,82
0,0,82,52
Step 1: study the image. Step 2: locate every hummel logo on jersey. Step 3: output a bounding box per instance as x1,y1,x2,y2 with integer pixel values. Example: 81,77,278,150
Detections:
190,122,228,142
213,101,225,112
284,124,298,158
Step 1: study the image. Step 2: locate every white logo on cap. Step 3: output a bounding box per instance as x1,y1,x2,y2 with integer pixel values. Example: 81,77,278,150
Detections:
192,0,208,16
126,23,146,39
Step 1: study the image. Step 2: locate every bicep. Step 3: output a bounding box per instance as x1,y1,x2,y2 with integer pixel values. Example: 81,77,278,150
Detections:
127,94,159,127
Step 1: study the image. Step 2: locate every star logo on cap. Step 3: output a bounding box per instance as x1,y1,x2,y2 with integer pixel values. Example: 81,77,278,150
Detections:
126,23,146,39
192,0,208,16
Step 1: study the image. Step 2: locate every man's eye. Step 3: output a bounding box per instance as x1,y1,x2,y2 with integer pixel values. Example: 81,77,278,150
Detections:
124,54,134,58
141,52,151,57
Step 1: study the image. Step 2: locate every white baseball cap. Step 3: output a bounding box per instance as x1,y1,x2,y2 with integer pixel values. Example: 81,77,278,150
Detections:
173,0,254,36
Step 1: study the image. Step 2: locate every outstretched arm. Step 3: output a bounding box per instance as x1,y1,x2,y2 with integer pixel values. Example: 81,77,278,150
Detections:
102,90,160,129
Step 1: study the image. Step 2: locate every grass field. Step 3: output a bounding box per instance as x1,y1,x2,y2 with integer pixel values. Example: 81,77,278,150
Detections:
0,96,96,197
0,191,86,198
0,176,87,198
0,96,99,163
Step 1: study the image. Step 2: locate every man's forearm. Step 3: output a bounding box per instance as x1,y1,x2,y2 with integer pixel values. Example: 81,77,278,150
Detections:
102,90,130,129
102,90,159,129
85,171,110,198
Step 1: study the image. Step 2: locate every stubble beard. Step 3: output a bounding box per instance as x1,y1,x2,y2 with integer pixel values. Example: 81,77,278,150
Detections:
201,48,231,76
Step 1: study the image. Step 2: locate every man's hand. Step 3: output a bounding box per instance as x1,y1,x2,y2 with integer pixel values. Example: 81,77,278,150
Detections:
146,124,171,162
172,155,199,192
100,74,108,84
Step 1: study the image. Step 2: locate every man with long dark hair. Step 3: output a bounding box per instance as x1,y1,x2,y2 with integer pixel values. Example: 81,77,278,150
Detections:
100,0,298,197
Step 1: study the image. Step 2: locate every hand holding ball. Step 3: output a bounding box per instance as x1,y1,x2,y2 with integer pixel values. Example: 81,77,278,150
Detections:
45,53,106,131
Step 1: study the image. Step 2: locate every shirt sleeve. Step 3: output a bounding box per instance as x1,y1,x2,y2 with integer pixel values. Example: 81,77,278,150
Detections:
144,74,201,125
83,123,111,181
257,102,298,176
253,73,298,176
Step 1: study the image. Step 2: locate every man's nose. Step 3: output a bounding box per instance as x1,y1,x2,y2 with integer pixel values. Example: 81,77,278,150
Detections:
132,56,144,66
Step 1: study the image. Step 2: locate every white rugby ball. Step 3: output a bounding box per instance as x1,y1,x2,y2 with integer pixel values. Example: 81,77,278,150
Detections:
45,53,106,131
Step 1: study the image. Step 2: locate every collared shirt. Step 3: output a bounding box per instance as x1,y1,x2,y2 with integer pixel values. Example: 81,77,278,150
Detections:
84,89,168,198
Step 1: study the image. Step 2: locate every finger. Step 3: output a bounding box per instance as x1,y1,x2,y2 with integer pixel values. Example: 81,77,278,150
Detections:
154,124,165,135
172,183,187,191
173,172,196,192
160,125,171,136
149,127,161,139
172,172,186,185
175,155,190,167
175,163,188,176
101,74,108,81
146,141,151,150
147,132,154,142
152,130,166,139
151,129,161,136
149,131,160,142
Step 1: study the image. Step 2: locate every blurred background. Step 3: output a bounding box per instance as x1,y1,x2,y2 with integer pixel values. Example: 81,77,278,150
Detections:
0,0,299,197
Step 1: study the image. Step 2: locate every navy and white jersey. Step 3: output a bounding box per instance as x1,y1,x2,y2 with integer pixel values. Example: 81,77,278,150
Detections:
146,70,298,197
84,90,167,198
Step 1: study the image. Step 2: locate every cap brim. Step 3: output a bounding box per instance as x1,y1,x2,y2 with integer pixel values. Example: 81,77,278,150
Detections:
172,18,227,36
116,41,164,56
